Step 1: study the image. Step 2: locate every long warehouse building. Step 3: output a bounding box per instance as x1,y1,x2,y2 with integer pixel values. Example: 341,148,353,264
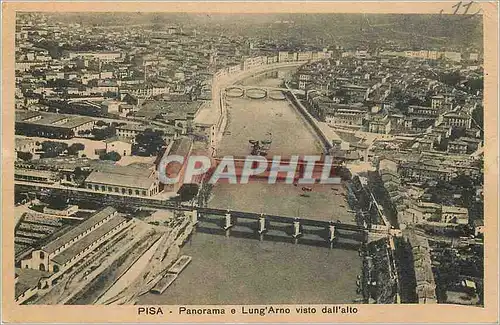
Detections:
21,207,131,274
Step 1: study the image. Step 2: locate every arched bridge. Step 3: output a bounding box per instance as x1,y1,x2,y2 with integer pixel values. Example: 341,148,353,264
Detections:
225,85,305,100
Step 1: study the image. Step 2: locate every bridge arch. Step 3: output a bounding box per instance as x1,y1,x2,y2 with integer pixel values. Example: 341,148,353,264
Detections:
225,86,244,98
245,88,267,99
268,90,286,100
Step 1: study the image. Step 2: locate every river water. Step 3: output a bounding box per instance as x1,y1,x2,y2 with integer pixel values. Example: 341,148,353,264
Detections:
210,67,354,221
218,69,322,158
136,68,362,305
137,232,362,305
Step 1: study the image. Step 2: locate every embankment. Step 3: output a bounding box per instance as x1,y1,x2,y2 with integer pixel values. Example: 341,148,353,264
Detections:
104,214,195,304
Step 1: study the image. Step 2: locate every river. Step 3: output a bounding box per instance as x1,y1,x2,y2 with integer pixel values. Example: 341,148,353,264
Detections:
137,232,362,305
210,66,354,221
136,68,362,305
218,68,321,158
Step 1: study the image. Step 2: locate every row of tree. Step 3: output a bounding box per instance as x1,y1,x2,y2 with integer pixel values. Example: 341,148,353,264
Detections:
17,141,85,161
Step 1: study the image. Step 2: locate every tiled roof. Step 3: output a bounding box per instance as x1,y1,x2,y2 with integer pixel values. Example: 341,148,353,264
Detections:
51,215,127,265
42,207,116,254
86,171,155,189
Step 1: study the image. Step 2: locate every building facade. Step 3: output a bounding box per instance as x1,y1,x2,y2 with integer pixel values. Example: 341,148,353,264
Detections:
21,207,130,275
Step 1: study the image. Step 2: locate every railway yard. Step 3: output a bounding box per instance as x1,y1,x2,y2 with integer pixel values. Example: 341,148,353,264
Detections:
17,206,195,305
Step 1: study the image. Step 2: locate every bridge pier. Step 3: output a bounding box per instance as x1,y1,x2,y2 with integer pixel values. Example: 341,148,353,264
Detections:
258,215,266,241
190,210,199,240
191,209,198,224
328,223,337,249
224,212,233,237
292,218,301,244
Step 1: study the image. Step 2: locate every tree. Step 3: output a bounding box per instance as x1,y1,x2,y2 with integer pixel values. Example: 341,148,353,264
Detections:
91,126,116,140
34,40,64,59
46,79,71,88
17,151,33,161
103,91,118,99
471,104,484,135
99,151,121,161
41,141,68,158
67,143,85,156
133,128,165,156
178,184,200,202
407,97,425,106
464,77,483,94
111,122,126,128
450,174,473,189
73,167,88,186
440,71,462,86
198,183,213,206
95,120,109,127
78,130,92,135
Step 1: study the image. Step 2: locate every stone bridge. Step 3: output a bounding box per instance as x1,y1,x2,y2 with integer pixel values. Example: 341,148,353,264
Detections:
225,85,305,100
190,207,368,248
17,182,382,248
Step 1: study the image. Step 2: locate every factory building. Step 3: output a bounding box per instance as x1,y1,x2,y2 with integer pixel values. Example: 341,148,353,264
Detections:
21,207,130,275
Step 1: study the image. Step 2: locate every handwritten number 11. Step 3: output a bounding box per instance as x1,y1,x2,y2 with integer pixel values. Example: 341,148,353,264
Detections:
440,1,481,18
452,1,474,15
